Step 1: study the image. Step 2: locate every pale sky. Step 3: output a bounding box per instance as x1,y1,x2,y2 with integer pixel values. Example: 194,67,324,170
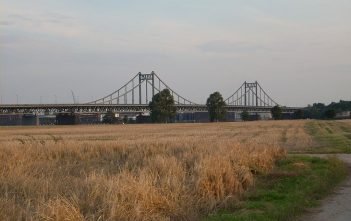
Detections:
1,0,350,106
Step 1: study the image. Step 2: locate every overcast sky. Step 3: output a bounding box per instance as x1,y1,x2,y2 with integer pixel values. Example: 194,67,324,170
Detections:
1,0,350,106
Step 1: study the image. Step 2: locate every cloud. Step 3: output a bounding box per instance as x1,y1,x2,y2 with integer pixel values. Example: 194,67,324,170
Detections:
1,4,84,39
0,21,14,26
0,33,22,47
5,12,74,25
198,40,266,54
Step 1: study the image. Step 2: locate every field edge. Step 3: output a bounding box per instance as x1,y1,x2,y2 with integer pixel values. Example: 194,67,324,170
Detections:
205,155,348,221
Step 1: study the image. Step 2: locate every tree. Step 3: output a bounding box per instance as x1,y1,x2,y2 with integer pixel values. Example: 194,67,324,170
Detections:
303,100,351,119
206,92,226,122
271,105,282,120
123,115,128,124
103,111,118,124
136,113,151,123
293,109,304,119
324,109,336,119
241,110,250,121
149,89,176,123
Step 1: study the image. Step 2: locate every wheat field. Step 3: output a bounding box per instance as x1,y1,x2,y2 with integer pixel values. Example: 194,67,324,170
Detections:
0,121,314,221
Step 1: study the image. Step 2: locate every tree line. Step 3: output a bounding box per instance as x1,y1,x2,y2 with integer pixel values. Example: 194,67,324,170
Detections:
293,100,351,120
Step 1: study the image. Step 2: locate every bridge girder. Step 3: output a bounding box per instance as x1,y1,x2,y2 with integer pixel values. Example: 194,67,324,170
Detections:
0,104,301,114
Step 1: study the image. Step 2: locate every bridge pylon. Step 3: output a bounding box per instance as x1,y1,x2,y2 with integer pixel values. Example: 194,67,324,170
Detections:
225,81,278,107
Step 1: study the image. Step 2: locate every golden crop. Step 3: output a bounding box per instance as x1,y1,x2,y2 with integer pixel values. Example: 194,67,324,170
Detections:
0,121,312,220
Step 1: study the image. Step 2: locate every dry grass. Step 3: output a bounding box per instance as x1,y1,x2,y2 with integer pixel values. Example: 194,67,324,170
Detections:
0,121,313,220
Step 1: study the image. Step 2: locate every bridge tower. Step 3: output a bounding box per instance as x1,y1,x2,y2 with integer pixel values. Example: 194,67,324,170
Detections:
138,71,155,104
243,81,259,106
225,81,278,107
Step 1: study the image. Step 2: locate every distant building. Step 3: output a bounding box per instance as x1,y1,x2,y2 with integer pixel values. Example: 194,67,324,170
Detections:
176,111,273,122
39,115,56,125
56,113,76,125
22,114,37,125
76,113,101,124
0,114,23,126
56,113,102,125
336,111,351,119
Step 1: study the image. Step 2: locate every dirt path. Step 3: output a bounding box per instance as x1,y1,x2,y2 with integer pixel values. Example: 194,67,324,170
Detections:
299,154,351,221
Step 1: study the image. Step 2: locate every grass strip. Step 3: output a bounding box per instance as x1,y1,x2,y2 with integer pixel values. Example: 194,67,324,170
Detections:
305,121,351,153
205,155,348,221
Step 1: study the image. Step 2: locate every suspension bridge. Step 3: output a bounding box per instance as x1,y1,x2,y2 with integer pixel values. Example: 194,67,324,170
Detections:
0,72,300,114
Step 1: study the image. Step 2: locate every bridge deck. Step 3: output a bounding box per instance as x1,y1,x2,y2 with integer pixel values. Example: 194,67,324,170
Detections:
0,104,301,114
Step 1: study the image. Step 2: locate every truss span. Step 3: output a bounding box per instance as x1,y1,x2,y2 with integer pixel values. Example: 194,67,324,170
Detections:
88,72,196,105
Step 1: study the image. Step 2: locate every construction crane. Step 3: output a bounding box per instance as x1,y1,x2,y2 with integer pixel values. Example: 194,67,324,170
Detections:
70,90,77,104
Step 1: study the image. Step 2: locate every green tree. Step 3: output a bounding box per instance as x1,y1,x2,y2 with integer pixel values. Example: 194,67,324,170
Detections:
324,109,336,119
293,109,304,119
271,105,282,120
103,111,118,124
149,89,176,123
206,92,226,122
241,110,250,121
123,115,128,124
303,100,351,119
